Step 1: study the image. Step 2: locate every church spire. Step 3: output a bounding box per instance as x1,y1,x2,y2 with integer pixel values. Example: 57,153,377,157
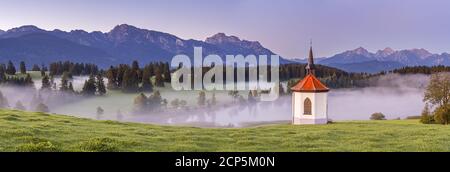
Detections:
305,40,315,75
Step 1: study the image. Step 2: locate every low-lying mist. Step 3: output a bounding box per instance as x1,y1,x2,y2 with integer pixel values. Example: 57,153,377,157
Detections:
0,74,429,128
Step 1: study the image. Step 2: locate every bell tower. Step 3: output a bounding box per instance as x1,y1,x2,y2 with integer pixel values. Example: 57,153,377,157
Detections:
291,43,329,125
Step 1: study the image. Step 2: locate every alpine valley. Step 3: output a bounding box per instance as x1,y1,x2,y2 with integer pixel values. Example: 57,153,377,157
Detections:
1,24,450,73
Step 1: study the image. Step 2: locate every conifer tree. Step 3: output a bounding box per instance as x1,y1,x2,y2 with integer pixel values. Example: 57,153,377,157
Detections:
106,66,118,89
141,67,153,92
154,67,164,87
20,61,26,74
147,90,162,110
96,74,107,96
25,74,33,86
60,72,69,91
31,64,41,71
163,62,171,82
6,61,16,75
41,75,52,91
121,69,139,92
132,60,140,71
82,75,97,96
0,64,5,76
40,66,46,77
133,93,148,113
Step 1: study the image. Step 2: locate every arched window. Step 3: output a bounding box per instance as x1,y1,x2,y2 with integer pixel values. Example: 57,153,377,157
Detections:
304,98,312,115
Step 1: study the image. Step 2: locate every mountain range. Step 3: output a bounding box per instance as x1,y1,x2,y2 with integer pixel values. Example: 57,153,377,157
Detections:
0,24,289,67
0,24,449,73
317,47,450,73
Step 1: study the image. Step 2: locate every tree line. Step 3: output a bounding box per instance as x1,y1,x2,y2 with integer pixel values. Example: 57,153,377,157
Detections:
390,65,450,75
106,61,171,93
48,61,99,77
0,61,34,86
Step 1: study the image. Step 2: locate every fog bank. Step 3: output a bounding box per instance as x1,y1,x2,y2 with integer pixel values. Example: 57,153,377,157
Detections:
0,73,430,128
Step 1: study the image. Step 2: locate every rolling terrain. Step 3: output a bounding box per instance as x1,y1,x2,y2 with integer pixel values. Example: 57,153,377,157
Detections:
0,109,448,152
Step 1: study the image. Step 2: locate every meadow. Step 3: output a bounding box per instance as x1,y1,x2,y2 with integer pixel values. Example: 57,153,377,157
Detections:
0,109,449,152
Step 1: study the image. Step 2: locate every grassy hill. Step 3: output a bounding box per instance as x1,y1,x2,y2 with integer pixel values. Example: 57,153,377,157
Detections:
0,109,449,152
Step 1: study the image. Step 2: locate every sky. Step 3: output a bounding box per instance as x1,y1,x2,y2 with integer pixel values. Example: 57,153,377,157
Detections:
1,0,450,58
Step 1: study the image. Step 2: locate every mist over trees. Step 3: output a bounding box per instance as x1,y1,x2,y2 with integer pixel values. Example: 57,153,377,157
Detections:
80,74,107,96
132,91,164,113
0,62,33,87
4,58,450,125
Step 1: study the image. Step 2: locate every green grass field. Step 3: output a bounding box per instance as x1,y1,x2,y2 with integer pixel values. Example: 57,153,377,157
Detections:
0,109,449,152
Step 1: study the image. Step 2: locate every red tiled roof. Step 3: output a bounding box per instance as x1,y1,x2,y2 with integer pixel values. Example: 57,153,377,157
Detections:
291,74,329,92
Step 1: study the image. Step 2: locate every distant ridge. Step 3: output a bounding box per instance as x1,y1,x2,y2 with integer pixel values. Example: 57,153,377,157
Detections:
317,47,450,73
0,24,292,67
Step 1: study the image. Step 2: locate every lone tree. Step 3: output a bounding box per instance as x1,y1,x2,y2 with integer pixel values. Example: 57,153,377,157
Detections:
14,101,26,111
198,91,206,106
20,61,26,74
370,112,386,120
0,91,9,108
424,73,450,125
96,106,104,116
35,103,50,112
